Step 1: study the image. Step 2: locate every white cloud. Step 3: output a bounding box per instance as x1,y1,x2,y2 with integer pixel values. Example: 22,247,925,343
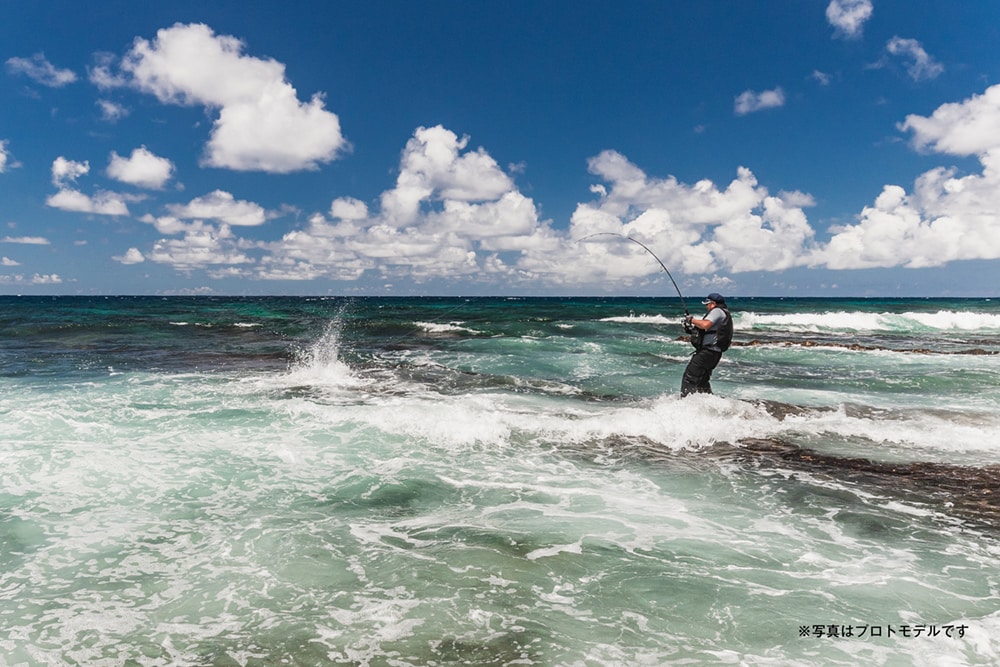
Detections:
0,140,9,172
734,88,785,116
899,83,1000,156
46,188,130,216
815,85,1000,269
148,225,252,271
885,37,944,81
813,161,1000,269
97,99,129,122
146,128,824,287
1,257,20,266
88,52,126,89
380,125,515,225
826,0,873,39
5,53,77,87
107,146,174,189
114,248,146,264
524,151,818,286
256,218,371,281
141,191,268,272
166,190,266,226
47,157,130,216
0,273,62,285
1,236,49,245
811,70,831,86
139,214,191,235
247,125,541,283
330,197,369,221
122,83,1000,288
51,157,90,188
116,23,346,173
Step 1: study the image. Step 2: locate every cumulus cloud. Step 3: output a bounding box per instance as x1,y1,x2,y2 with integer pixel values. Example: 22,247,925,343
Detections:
734,88,785,116
518,151,819,286
110,23,346,173
46,188,130,216
136,125,822,287
97,99,129,122
0,140,11,172
107,146,174,189
88,52,126,89
899,83,1000,156
247,125,547,283
1,236,49,245
813,163,1000,269
814,84,1000,269
114,247,146,264
5,53,77,87
137,191,269,272
51,157,90,188
826,0,873,39
0,273,62,285
166,190,267,226
147,225,252,272
1,257,20,266
46,157,130,216
124,82,1000,288
330,197,369,221
885,37,944,81
380,126,515,225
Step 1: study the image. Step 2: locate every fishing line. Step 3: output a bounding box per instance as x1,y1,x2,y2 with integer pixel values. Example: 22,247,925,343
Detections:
579,233,690,315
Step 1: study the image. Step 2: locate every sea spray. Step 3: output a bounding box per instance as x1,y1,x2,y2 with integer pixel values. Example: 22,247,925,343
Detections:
287,315,362,388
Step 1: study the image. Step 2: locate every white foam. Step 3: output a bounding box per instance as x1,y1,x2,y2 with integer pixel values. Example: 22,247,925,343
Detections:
526,539,584,560
415,321,477,334
4,359,997,666
550,393,781,450
782,405,1000,459
739,310,1000,334
318,389,781,455
600,313,675,325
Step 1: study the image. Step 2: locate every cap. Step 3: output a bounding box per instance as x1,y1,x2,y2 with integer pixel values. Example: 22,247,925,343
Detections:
702,292,726,304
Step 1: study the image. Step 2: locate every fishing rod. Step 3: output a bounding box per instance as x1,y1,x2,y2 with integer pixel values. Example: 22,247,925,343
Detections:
578,232,690,315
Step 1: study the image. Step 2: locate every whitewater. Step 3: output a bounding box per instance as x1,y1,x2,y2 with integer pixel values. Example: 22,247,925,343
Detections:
1,296,998,666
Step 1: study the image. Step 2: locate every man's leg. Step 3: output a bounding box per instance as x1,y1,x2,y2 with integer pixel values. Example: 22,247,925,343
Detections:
681,350,720,397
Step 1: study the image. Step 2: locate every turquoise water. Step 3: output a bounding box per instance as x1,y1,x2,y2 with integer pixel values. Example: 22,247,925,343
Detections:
1,296,999,665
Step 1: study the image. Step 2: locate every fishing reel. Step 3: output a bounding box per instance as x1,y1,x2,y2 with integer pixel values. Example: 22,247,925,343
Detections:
682,315,696,334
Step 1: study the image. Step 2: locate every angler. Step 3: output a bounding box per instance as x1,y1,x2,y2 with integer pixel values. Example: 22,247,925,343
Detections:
578,234,733,396
681,292,733,397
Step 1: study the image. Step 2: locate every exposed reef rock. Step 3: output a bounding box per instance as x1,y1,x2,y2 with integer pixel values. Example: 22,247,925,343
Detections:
725,437,1000,529
587,427,1000,529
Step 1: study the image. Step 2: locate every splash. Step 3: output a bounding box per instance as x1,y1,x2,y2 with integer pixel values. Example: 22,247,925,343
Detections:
288,318,360,387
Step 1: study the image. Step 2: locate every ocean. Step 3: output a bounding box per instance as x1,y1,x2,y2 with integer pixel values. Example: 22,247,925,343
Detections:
1,295,999,666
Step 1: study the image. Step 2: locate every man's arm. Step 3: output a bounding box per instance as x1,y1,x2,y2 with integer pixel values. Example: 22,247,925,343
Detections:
686,309,723,331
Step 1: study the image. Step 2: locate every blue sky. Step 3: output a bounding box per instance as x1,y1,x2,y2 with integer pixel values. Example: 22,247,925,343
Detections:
2,0,999,296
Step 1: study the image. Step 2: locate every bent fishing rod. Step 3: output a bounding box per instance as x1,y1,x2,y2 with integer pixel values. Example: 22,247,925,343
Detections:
578,232,690,315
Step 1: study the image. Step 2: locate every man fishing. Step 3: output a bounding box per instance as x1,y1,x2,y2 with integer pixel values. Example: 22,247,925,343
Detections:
680,292,733,397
